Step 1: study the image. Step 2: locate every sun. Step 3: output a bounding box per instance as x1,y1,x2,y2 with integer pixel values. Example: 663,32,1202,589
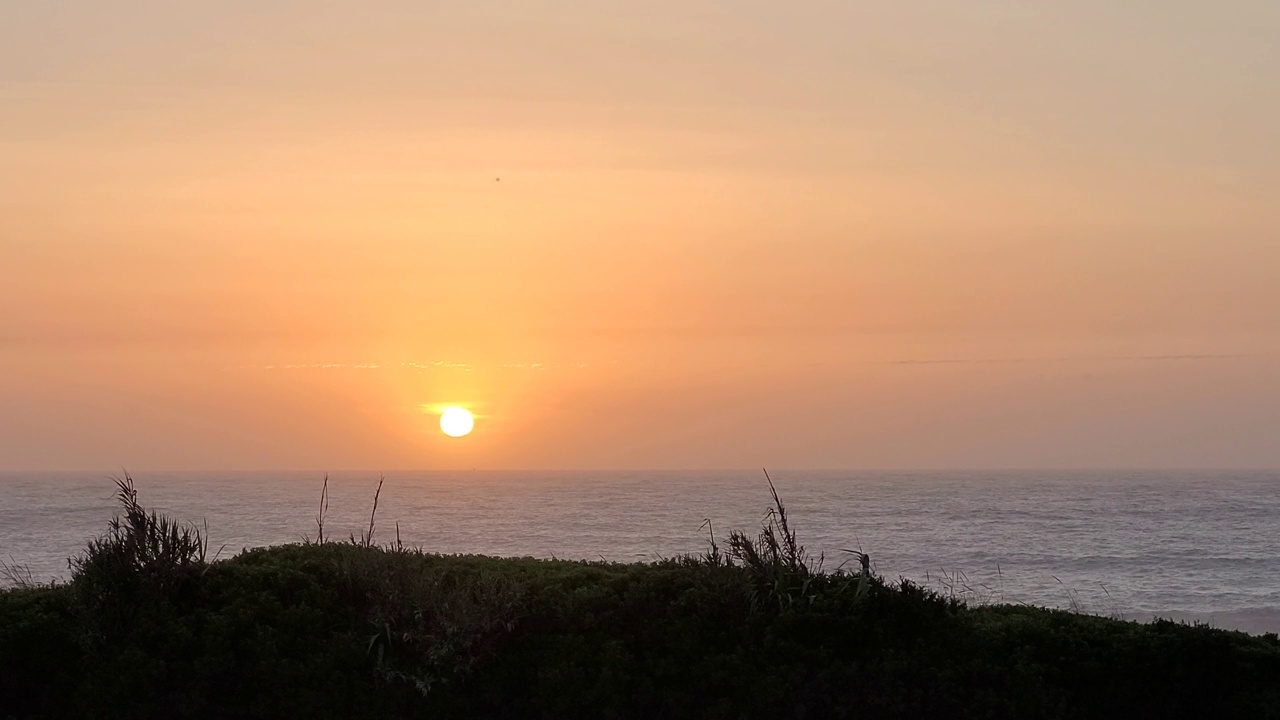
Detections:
439,407,475,438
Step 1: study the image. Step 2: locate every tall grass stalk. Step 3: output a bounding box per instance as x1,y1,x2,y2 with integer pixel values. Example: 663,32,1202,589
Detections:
351,476,385,548
315,473,330,544
724,469,831,610
0,557,39,590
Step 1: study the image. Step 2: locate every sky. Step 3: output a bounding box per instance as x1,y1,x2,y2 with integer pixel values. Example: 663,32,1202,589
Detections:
1,1,1278,470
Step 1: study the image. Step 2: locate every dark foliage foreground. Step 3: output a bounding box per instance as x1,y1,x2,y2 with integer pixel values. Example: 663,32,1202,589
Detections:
2,476,1279,719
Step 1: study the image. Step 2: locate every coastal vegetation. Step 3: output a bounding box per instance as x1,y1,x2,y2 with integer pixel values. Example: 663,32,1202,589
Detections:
2,475,1278,719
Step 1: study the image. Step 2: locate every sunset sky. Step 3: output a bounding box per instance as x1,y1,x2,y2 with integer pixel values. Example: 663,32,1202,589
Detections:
2,1,1277,470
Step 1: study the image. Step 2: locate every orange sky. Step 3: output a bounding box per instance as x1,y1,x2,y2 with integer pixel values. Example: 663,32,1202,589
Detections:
2,1,1278,470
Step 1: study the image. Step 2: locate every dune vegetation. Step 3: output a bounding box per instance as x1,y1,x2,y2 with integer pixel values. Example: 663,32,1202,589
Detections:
2,475,1279,719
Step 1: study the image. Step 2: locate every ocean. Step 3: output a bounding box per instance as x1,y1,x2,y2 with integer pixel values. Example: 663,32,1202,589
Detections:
2,469,1277,634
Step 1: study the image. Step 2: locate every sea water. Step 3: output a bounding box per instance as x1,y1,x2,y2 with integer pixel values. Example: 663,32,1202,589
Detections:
2,469,1277,634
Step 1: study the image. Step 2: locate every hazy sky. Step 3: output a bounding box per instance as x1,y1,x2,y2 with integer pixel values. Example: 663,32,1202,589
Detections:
2,1,1278,470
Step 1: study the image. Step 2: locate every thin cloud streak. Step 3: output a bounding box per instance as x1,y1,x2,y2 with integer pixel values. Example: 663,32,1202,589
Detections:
228,361,592,372
225,355,1256,373
886,354,1254,366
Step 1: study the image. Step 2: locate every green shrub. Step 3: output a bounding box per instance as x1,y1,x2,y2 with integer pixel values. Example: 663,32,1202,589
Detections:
2,476,1279,719
70,475,210,629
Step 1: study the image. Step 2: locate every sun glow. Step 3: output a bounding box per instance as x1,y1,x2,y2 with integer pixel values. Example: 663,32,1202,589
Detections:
439,407,475,438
